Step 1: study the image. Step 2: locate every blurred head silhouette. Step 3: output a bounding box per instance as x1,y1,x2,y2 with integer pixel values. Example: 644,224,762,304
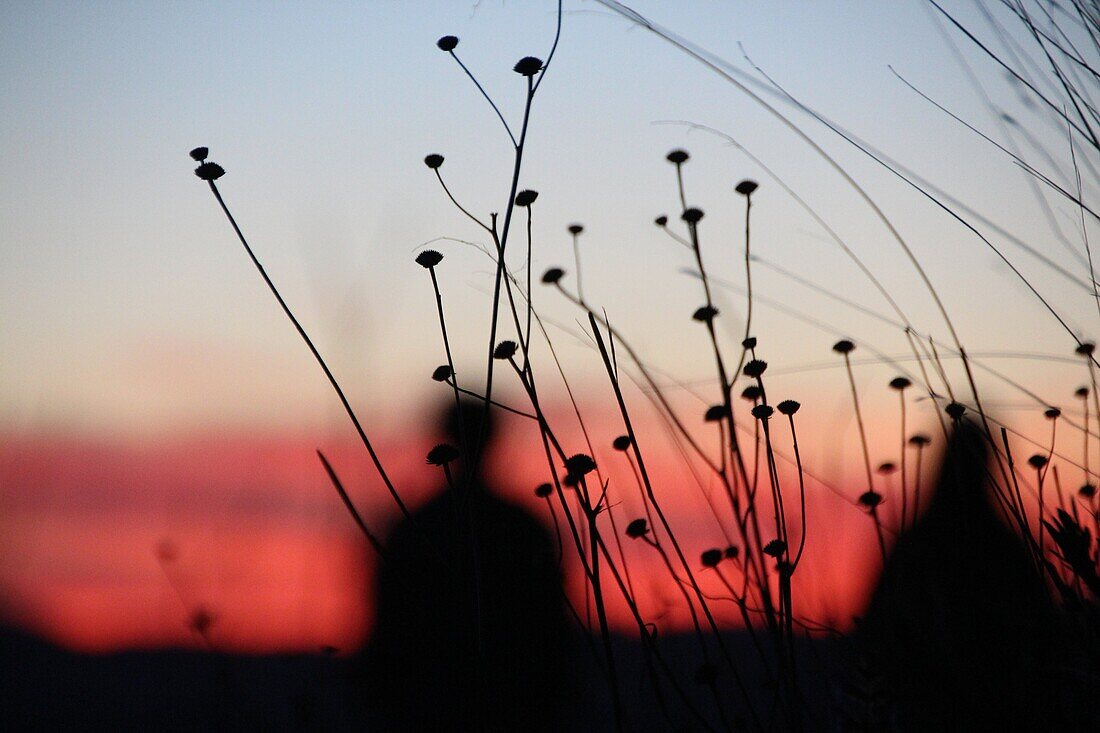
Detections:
442,398,496,482
357,398,577,731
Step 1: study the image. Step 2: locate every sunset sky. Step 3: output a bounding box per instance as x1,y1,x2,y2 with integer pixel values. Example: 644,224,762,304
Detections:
2,1,1098,652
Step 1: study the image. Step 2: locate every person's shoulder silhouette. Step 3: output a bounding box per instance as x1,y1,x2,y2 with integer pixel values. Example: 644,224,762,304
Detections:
359,399,577,732
858,419,1072,730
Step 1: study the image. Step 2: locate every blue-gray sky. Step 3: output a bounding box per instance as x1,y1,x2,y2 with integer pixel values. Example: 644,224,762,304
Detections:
2,1,1095,439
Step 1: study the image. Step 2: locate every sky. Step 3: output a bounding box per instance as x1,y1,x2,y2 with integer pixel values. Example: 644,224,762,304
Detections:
2,1,1098,652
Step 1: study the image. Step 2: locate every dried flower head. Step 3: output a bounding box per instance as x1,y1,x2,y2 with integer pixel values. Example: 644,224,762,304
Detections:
704,404,729,422
763,539,786,557
423,154,444,169
700,548,723,568
735,179,759,196
889,377,912,391
513,56,543,76
908,434,931,447
1076,386,1090,398
858,490,883,508
693,305,719,322
426,443,460,466
1027,454,1048,469
666,149,689,164
877,462,897,475
155,539,178,564
415,249,443,268
189,147,208,162
625,518,649,539
777,399,801,416
1079,483,1097,498
743,359,768,378
723,545,740,560
436,35,459,51
541,267,565,285
751,404,774,420
565,453,597,477
562,473,579,489
741,385,763,402
514,189,539,207
612,435,632,451
1044,407,1061,420
194,162,225,181
742,337,757,349
681,207,704,224
534,482,553,499
945,402,966,420
832,339,855,354
431,365,453,382
493,340,518,360
654,215,668,227
1076,342,1096,356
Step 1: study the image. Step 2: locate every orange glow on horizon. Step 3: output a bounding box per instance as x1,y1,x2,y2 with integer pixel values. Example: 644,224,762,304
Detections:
0,406,916,654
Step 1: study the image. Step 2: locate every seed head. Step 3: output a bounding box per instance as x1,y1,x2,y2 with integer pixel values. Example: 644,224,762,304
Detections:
945,402,966,420
1076,342,1096,356
693,305,718,322
415,249,443,268
423,154,444,170
493,340,518,360
832,339,855,355
194,162,225,181
763,539,786,557
704,404,729,422
877,462,897,475
666,149,689,164
751,404,774,420
1076,386,1089,398
1044,407,1061,420
612,435,632,451
858,490,883,508
724,545,740,560
567,223,583,236
513,56,543,76
431,365,453,382
426,443,460,466
156,539,178,564
743,359,768,378
625,518,649,539
541,267,565,285
777,399,801,416
565,453,597,477
534,482,553,499
654,215,668,227
742,337,757,349
1079,483,1096,498
701,548,723,568
681,207,704,224
514,189,539,207
189,146,209,162
741,385,762,402
908,434,931,447
889,377,911,391
1027,454,1048,470
436,35,459,51
562,473,579,489
735,179,759,196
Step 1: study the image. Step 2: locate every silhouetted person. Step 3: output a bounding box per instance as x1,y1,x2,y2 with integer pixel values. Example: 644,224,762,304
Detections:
358,400,577,731
858,420,1073,730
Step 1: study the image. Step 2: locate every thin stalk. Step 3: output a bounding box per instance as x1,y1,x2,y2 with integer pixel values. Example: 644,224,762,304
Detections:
205,181,411,522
